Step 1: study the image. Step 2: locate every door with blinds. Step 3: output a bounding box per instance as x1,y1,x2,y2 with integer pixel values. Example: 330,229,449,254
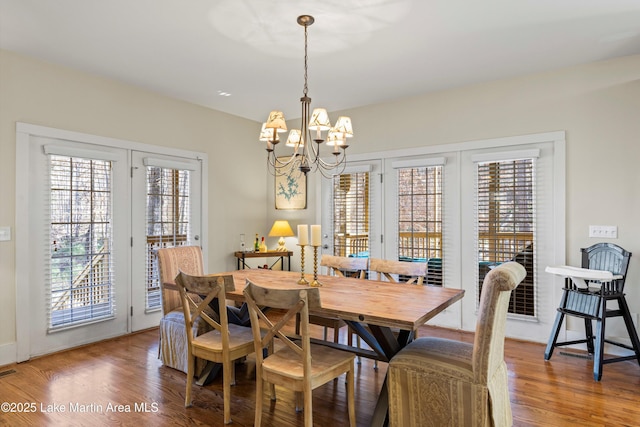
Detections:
130,151,202,331
25,136,130,357
17,124,207,360
459,144,557,341
320,161,382,263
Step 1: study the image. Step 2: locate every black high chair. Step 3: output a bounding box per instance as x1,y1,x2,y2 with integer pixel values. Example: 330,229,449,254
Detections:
544,243,640,381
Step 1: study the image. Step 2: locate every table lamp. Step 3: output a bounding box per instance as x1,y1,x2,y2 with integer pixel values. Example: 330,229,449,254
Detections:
268,220,294,252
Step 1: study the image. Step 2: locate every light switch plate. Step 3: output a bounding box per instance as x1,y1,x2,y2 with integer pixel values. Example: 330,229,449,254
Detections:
0,226,11,241
588,225,617,239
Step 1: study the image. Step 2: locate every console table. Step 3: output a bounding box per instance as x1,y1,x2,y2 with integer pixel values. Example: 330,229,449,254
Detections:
234,251,293,271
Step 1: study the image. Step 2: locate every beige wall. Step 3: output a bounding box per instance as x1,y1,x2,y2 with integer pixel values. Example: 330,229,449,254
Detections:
2,48,640,363
336,53,640,330
0,50,267,356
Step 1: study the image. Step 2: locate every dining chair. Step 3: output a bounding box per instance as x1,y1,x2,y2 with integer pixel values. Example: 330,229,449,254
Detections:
244,280,356,427
295,255,368,346
369,257,427,285
387,261,526,427
157,245,212,377
369,257,428,346
175,271,255,424
544,243,640,381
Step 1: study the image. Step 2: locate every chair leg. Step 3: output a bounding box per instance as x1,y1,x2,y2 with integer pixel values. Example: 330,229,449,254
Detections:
544,310,565,360
619,297,640,364
584,318,595,354
254,376,263,427
185,353,194,407
594,308,606,381
333,325,340,343
347,361,356,427
223,360,232,424
295,391,303,412
303,383,313,427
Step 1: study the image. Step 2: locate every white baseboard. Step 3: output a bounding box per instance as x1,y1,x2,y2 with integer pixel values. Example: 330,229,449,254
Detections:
0,341,17,367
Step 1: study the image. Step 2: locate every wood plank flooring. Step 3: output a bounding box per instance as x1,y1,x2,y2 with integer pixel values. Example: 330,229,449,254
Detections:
1,323,639,426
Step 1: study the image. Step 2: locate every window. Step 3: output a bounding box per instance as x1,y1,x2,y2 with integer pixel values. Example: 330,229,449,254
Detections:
397,165,443,285
145,166,192,310
332,171,369,257
49,155,114,329
476,158,535,316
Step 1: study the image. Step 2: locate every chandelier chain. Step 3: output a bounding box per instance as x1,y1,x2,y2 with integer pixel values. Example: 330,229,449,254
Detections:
303,24,309,97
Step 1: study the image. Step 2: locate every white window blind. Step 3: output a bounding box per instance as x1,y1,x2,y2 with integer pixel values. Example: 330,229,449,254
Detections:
396,165,443,285
48,155,115,331
332,171,370,258
475,158,536,316
145,166,192,310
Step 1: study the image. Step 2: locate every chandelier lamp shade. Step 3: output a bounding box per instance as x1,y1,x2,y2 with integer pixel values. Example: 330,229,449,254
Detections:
260,15,354,178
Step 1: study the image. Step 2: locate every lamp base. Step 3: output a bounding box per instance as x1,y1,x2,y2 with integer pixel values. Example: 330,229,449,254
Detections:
273,237,288,252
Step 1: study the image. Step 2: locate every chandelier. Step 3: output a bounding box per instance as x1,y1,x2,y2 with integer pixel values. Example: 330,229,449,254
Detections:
260,15,354,178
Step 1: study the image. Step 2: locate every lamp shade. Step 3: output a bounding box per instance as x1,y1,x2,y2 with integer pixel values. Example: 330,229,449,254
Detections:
334,116,354,137
286,129,302,147
265,111,288,132
309,108,331,131
260,123,280,142
269,220,294,237
269,220,295,252
326,129,346,146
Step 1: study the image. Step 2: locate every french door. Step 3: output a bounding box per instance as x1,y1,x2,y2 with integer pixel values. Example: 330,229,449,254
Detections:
320,160,383,261
24,136,130,357
320,133,564,340
16,124,205,360
130,151,202,331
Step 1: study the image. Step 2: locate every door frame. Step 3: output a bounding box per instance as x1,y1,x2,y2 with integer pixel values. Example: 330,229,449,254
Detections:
15,122,208,361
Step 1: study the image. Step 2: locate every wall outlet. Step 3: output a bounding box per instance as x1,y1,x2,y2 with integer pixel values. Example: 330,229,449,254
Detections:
0,226,11,241
588,225,617,239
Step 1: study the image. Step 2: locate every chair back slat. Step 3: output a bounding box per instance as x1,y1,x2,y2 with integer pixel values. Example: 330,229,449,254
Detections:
369,258,427,284
321,255,368,279
175,272,234,339
244,281,320,362
581,243,631,294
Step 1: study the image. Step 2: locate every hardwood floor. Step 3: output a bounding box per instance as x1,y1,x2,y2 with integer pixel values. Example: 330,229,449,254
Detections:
1,323,639,426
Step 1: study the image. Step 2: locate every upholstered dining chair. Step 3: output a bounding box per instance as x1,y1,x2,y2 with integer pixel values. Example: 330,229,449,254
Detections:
369,257,427,285
387,261,526,427
244,280,356,427
176,271,255,424
157,245,212,377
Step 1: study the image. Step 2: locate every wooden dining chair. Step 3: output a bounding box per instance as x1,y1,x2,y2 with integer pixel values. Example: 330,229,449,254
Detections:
175,271,255,424
369,257,427,285
244,280,356,427
295,255,368,346
369,257,428,347
388,262,526,427
157,246,211,377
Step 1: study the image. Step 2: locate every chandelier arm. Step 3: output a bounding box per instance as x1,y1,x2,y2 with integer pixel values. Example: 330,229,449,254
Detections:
267,151,302,177
316,150,347,168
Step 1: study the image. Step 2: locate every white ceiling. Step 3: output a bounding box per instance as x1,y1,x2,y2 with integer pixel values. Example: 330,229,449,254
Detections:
1,0,639,123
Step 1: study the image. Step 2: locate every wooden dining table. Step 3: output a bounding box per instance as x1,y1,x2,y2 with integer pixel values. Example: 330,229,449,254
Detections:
213,268,465,427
